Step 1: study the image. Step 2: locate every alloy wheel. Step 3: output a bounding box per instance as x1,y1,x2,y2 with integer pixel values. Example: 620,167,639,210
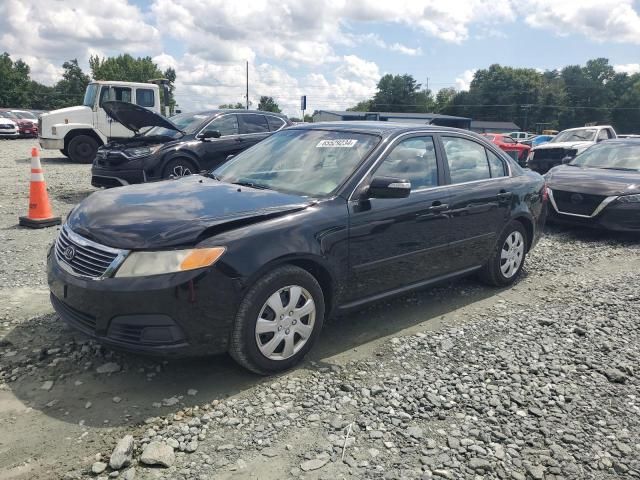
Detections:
255,285,316,361
500,231,525,278
172,165,192,177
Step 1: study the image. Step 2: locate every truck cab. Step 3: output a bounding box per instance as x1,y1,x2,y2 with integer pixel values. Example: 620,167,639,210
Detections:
39,81,161,163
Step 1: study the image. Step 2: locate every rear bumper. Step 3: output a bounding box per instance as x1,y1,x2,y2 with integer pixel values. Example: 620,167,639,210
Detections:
39,137,64,149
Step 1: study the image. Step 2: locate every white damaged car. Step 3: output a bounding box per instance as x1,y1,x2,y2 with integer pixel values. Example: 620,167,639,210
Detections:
526,125,616,174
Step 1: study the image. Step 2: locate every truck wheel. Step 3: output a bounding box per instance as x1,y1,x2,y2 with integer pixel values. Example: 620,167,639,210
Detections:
60,149,68,157
68,135,99,164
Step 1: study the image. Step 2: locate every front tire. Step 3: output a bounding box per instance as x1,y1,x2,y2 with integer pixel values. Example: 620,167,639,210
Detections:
479,221,527,286
162,158,197,179
229,265,325,375
60,148,68,157
67,135,99,164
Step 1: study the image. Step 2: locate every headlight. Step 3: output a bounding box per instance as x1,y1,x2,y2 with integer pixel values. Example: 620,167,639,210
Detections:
115,247,226,277
124,144,162,159
617,194,640,204
51,126,57,135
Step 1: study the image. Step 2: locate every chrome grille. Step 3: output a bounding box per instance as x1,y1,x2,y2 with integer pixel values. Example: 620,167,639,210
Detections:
54,226,127,279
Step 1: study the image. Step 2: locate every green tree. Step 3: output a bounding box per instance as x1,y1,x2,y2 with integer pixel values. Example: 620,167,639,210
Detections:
0,52,31,107
219,102,245,109
53,59,90,108
347,99,373,111
371,74,422,112
434,87,457,112
257,96,281,113
89,54,163,83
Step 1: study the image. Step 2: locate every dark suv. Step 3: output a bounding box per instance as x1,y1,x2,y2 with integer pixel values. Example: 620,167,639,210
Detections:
91,101,291,187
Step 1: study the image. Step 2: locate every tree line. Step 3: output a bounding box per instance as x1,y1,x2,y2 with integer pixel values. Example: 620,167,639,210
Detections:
347,58,640,133
0,52,176,111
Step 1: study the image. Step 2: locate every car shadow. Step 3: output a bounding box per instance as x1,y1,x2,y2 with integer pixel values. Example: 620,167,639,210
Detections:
2,276,503,429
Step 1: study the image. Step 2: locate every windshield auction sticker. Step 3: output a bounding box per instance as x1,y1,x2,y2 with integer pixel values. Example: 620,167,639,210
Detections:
316,139,358,148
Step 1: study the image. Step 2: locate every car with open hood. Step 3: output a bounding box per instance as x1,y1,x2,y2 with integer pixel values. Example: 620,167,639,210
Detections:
545,139,640,232
91,101,291,188
527,125,616,174
49,122,547,374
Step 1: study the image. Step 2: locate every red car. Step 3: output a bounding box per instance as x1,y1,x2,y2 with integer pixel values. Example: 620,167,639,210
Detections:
483,133,530,165
0,110,39,138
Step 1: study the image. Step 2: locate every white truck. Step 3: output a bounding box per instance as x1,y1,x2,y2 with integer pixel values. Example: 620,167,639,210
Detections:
38,81,161,163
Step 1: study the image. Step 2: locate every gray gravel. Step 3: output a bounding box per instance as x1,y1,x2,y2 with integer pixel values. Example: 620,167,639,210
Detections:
0,138,639,479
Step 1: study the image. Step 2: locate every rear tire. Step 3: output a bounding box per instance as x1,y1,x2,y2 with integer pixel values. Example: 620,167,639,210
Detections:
67,135,99,164
162,158,197,179
229,265,325,375
479,221,528,287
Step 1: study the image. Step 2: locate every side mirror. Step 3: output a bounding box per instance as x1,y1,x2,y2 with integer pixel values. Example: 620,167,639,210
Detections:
197,130,221,140
367,176,411,199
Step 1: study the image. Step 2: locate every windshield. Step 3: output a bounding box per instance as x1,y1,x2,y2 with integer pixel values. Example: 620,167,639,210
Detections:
0,112,16,119
553,129,597,143
570,143,640,170
144,112,210,138
214,129,381,197
83,84,99,107
13,111,37,120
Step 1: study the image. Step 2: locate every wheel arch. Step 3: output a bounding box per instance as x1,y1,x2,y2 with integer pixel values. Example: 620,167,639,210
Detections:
243,254,336,318
511,214,534,252
63,129,104,151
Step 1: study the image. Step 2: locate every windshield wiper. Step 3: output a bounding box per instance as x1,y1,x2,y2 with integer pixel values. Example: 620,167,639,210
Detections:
231,180,271,190
599,167,638,171
203,172,222,180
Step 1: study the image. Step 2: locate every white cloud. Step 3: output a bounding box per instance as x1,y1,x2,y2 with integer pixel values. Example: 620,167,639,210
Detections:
455,69,477,91
523,0,640,44
614,63,640,75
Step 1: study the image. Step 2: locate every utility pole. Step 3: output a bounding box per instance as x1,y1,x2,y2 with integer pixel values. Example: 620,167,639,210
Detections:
246,61,249,110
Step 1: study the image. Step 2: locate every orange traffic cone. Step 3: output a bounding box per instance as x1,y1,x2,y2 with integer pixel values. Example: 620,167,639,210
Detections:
19,147,61,228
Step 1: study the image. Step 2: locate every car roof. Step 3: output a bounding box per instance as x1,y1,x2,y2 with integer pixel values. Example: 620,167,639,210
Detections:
562,125,611,132
180,109,289,119
287,121,476,137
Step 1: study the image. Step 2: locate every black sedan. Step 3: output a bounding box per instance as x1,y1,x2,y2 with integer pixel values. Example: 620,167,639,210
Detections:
91,101,291,188
545,139,640,232
49,122,547,374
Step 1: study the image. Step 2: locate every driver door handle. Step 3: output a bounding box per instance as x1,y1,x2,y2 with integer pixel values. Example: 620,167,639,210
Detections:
497,191,513,201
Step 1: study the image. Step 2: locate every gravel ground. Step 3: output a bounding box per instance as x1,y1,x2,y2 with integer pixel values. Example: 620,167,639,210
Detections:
0,138,639,480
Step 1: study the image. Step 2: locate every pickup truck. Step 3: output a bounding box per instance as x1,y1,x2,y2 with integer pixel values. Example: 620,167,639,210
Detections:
526,125,617,174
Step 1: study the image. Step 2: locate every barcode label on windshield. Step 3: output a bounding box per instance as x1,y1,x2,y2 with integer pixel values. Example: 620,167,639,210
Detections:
316,139,358,148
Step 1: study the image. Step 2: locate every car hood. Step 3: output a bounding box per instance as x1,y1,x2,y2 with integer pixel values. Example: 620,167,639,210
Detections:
102,101,179,134
533,141,593,151
67,176,313,249
545,165,640,196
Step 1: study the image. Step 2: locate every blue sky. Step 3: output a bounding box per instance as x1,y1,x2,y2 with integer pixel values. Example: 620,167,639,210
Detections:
2,0,640,115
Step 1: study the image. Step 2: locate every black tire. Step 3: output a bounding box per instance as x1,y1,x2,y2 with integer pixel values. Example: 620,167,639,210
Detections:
60,148,68,157
479,221,528,287
67,135,99,164
162,157,197,179
229,265,325,375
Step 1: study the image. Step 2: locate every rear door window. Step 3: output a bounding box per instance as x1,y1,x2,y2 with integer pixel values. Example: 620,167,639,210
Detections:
442,136,491,184
239,114,269,134
266,116,286,131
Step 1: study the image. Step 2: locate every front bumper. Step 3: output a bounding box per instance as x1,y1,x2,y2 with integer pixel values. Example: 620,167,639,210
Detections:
0,130,19,137
548,200,640,232
39,137,64,150
18,127,38,138
47,248,243,356
91,157,153,188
